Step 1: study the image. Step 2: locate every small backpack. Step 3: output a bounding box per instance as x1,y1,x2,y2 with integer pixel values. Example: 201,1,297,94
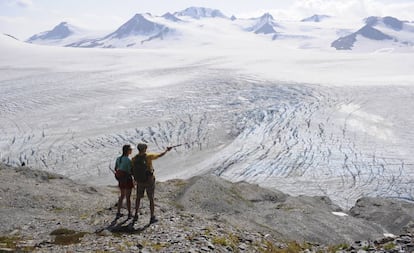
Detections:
132,154,150,183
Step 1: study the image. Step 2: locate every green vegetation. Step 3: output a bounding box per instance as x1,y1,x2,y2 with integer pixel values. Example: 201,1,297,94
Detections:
47,174,60,180
362,245,370,251
212,233,240,252
327,243,349,252
150,242,170,251
383,242,396,250
50,228,88,245
258,240,313,253
0,236,20,249
0,236,34,252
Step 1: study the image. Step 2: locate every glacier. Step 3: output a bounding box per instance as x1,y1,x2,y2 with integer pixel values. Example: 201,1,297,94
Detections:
0,33,413,209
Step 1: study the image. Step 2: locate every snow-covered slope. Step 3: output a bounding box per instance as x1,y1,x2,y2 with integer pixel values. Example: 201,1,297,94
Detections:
162,12,182,22
249,13,279,35
26,22,103,47
68,13,174,48
301,14,331,23
331,16,414,51
1,33,413,209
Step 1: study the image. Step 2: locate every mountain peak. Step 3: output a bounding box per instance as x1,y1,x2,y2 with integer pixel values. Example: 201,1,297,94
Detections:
260,13,274,21
331,23,394,50
174,6,227,19
250,13,278,35
301,14,330,22
162,12,181,22
27,21,75,42
365,16,404,31
105,13,166,39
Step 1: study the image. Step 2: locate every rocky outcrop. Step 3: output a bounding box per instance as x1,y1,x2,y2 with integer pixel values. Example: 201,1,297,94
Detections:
350,197,414,234
1,164,413,252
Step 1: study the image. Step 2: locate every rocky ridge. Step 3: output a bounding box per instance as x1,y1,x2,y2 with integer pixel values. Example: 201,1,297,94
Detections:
0,163,413,252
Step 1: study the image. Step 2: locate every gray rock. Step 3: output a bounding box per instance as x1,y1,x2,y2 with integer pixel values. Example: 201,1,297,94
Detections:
349,197,414,234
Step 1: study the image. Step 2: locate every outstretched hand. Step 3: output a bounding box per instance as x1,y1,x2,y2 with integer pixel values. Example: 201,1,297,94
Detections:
166,146,172,151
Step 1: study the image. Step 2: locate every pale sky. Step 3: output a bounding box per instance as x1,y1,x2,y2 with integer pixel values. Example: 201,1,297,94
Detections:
1,0,413,40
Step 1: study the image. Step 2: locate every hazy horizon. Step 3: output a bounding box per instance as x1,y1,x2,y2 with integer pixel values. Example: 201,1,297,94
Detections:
1,0,414,40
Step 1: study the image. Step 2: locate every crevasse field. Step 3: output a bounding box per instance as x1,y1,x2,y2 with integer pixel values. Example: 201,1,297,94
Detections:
1,31,413,209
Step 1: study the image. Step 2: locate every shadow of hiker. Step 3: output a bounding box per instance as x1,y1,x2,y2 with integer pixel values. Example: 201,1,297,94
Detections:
96,216,150,235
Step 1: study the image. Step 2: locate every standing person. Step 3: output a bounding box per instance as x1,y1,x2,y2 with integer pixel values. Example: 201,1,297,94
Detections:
132,143,172,223
114,144,134,219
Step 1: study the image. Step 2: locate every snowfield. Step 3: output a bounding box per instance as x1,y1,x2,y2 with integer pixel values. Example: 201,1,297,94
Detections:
0,33,413,209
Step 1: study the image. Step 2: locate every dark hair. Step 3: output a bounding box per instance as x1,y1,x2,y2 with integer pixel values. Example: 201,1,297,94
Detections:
122,144,131,156
137,143,147,151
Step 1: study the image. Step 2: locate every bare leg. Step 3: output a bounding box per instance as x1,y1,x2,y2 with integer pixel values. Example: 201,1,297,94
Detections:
117,189,126,214
126,188,132,216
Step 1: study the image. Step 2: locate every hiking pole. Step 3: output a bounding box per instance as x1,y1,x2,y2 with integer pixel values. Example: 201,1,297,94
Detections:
108,164,115,174
170,143,188,148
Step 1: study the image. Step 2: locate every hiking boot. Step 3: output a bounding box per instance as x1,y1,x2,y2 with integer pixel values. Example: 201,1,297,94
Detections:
149,216,158,224
133,214,138,221
115,212,123,219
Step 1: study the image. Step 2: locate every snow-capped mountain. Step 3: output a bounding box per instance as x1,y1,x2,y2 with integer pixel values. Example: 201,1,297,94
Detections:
249,13,279,35
174,7,227,19
26,22,96,46
365,16,403,31
106,13,166,39
301,14,330,22
23,8,414,52
331,16,414,50
162,12,182,22
68,13,173,48
25,22,108,47
28,22,74,41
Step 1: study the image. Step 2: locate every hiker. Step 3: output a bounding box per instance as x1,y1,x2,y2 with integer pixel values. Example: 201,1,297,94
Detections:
132,143,172,223
114,144,134,218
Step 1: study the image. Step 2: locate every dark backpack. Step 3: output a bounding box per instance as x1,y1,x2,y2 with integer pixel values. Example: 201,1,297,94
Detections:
132,154,150,183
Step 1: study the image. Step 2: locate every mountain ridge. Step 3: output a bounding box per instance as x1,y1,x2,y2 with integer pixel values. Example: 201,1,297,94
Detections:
1,163,413,252
331,16,414,50
22,9,414,52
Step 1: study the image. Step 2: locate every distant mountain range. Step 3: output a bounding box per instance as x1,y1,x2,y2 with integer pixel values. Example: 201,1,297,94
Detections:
173,6,227,19
301,14,331,22
331,16,414,50
24,7,414,52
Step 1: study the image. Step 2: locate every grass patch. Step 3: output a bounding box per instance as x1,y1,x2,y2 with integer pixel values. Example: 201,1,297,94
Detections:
0,236,20,249
151,242,170,250
47,174,61,180
327,243,349,253
0,236,34,252
52,207,64,213
259,240,313,253
212,233,240,251
50,228,88,245
173,179,188,188
212,236,228,246
383,242,396,250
